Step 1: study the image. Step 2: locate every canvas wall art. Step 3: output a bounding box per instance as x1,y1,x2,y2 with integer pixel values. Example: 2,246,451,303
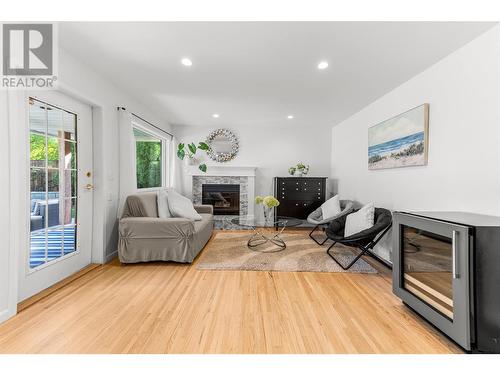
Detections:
368,104,429,170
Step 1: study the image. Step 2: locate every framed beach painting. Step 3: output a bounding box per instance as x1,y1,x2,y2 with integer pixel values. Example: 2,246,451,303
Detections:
368,104,429,170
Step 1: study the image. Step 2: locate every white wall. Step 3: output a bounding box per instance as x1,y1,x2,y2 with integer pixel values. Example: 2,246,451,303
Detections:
57,49,172,263
331,25,500,262
173,123,332,219
0,47,171,322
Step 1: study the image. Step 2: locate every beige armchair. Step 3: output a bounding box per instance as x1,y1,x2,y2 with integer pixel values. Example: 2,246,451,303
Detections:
118,193,214,263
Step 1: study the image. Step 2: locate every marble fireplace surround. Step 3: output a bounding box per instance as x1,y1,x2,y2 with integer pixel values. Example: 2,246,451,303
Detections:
188,166,257,229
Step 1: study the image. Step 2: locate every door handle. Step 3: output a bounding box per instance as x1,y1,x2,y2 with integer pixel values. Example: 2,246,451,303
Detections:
84,183,94,190
452,230,459,279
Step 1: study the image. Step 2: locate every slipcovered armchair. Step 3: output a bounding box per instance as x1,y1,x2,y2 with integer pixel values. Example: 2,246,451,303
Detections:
325,207,392,270
307,199,354,245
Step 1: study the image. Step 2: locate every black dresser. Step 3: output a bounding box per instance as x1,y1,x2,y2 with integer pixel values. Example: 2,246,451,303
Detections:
273,177,327,220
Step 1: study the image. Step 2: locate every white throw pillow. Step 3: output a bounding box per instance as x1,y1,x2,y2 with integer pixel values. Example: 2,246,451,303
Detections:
320,194,341,219
157,189,173,218
167,190,202,221
344,203,375,237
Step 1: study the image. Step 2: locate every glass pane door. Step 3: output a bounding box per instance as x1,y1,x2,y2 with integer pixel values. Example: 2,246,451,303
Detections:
402,225,453,320
29,98,78,269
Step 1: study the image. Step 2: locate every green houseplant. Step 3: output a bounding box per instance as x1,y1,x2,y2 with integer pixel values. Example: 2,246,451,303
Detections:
177,141,209,172
288,162,310,176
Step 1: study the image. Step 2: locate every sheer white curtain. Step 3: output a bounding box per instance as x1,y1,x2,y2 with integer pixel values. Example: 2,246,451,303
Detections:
169,136,184,192
117,108,136,217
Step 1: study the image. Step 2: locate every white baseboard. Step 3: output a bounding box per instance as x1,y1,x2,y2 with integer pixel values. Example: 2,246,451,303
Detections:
105,250,118,263
0,307,15,324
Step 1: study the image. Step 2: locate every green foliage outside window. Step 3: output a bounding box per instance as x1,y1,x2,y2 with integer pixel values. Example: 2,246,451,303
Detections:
30,133,60,191
136,141,162,189
30,133,59,164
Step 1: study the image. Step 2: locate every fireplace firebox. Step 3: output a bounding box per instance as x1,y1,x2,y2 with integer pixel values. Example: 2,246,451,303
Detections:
202,184,240,215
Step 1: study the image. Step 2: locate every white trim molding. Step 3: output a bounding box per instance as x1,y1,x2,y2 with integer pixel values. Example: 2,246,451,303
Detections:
105,250,118,263
3,90,26,322
187,165,257,177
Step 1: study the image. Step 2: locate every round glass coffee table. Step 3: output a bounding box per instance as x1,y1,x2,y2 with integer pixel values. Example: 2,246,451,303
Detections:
230,216,303,252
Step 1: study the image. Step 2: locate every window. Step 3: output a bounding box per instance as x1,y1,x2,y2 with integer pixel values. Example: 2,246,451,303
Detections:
133,125,170,189
29,98,78,268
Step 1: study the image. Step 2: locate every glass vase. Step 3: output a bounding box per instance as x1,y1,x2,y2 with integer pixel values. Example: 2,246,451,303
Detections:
263,206,272,226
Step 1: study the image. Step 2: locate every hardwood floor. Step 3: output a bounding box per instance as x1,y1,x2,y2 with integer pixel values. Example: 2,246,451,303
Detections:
0,231,462,354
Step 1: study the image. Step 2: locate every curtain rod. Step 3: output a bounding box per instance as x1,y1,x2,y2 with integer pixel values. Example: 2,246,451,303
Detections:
118,107,173,137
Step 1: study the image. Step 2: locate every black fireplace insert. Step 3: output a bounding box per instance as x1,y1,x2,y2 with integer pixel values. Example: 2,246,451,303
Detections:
202,184,240,215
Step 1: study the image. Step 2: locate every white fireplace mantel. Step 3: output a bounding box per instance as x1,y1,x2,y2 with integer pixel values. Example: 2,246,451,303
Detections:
188,165,257,177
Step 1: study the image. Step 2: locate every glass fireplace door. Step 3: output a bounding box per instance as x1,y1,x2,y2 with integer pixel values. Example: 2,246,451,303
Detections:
393,213,472,350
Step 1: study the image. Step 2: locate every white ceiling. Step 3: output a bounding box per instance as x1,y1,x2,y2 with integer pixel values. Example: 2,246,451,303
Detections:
59,22,496,128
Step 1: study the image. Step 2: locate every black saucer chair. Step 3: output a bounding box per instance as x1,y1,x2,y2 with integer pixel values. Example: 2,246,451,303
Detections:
307,199,354,245
325,207,392,270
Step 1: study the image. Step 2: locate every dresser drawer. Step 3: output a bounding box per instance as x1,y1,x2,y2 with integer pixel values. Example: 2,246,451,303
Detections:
299,179,323,191
279,192,323,201
287,200,317,209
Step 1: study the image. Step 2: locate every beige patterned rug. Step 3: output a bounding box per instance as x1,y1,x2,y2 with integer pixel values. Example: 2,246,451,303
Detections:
197,231,377,273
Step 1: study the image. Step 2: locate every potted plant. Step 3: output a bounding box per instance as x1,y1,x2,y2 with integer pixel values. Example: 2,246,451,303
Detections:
288,162,310,176
255,195,280,225
177,141,209,172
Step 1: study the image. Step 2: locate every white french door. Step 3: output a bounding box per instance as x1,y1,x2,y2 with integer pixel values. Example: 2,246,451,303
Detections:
18,91,93,302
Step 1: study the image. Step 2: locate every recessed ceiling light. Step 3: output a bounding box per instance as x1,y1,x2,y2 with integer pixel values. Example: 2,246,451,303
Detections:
287,115,294,119
181,58,193,66
212,113,220,118
317,61,329,70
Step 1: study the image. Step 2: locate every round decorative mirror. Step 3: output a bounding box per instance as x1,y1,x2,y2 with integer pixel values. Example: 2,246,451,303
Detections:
206,129,239,162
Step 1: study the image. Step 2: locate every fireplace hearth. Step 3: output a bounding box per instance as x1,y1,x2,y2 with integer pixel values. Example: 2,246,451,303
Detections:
202,184,240,216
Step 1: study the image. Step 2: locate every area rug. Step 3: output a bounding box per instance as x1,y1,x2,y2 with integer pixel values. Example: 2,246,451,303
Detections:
197,232,377,273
